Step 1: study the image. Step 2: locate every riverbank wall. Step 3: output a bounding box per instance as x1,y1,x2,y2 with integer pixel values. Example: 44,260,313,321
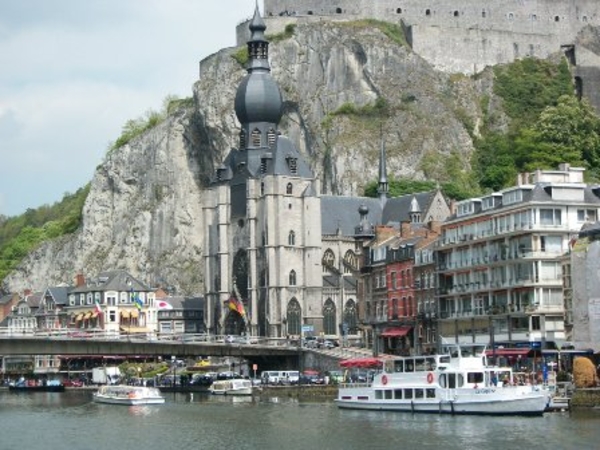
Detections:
571,388,600,408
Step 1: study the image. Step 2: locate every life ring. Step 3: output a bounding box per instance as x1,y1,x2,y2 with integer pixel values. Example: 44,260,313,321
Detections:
427,372,434,384
381,375,388,385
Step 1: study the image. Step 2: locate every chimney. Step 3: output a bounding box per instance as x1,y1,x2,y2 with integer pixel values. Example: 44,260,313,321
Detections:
401,221,411,237
75,273,86,287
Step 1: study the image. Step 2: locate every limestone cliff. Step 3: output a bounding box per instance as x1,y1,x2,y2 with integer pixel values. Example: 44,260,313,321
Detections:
3,21,502,294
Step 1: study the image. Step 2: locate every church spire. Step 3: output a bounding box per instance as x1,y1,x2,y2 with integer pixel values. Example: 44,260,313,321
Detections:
377,129,388,207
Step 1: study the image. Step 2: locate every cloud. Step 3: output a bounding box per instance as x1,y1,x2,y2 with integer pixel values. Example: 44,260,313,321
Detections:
0,0,260,216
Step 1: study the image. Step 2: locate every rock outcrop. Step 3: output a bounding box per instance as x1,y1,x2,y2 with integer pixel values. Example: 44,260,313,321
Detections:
3,20,502,294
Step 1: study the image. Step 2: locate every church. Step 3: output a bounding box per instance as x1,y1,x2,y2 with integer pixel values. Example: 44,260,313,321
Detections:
202,6,450,343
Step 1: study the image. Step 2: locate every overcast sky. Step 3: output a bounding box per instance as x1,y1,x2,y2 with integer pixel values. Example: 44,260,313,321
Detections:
0,0,262,217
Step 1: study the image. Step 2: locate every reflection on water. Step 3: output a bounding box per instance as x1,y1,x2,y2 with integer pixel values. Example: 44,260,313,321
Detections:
1,390,600,450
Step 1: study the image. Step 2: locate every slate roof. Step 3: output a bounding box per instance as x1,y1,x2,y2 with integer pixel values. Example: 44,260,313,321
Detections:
381,192,435,226
321,196,382,236
159,296,204,309
69,270,151,294
323,275,358,290
43,286,70,306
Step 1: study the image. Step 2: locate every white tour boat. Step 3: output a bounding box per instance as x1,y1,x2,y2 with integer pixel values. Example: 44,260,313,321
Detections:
336,344,549,416
208,379,253,396
93,385,165,405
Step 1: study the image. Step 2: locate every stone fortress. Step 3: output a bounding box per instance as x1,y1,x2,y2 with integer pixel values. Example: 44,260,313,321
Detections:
248,0,600,110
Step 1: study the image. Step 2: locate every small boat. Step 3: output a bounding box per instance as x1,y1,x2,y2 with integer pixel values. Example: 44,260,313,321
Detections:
9,379,65,392
336,343,549,416
208,379,253,396
93,385,165,405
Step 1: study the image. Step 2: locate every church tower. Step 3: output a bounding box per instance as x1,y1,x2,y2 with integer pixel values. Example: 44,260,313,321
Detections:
203,5,322,338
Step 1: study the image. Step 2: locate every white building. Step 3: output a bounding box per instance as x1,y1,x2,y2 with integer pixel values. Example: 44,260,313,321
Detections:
436,163,600,350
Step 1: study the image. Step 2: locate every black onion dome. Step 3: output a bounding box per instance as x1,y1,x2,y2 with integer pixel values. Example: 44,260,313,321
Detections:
235,73,283,124
234,4,283,125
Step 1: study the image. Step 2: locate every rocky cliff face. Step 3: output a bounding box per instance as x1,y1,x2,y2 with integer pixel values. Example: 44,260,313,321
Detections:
3,21,501,294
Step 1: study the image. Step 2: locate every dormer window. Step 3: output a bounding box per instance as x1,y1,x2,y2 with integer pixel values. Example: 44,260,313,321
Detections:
251,128,261,147
239,129,247,149
267,128,276,148
286,156,297,174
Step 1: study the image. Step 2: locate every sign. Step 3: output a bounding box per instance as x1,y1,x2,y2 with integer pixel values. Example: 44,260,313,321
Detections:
302,325,314,333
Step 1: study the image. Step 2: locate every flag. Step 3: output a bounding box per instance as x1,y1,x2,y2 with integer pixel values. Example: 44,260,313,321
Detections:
228,296,246,318
156,300,173,310
133,293,144,310
94,298,103,315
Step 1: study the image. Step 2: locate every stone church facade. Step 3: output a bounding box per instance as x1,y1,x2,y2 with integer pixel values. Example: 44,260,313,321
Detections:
203,6,451,341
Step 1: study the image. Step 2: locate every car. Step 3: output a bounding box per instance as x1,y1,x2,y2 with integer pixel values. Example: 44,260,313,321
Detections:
320,340,336,349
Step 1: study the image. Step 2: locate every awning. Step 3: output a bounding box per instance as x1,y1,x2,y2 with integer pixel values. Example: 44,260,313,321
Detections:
129,309,139,319
339,357,383,369
120,326,149,333
83,312,92,320
75,314,84,322
381,326,412,338
121,310,130,319
91,311,99,319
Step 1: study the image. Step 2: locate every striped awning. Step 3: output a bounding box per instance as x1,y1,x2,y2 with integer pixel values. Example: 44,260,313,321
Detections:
129,309,139,319
91,311,99,319
75,314,84,322
121,310,130,319
84,312,92,320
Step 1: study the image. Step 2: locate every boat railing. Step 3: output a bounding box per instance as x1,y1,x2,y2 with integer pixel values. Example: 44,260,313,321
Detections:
339,382,371,389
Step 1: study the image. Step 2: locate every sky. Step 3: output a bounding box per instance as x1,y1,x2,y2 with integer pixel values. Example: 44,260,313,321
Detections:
0,0,262,217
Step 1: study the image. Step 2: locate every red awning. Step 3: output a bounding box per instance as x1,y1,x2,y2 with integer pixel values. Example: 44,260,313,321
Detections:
339,357,383,369
485,348,533,357
380,326,412,338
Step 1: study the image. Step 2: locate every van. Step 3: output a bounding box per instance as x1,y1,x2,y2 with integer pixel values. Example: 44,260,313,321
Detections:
261,370,300,385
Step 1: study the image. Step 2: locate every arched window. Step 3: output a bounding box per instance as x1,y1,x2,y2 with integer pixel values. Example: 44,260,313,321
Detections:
322,249,335,271
335,7,342,14
323,299,336,335
289,270,297,286
343,250,358,273
425,9,431,17
396,8,402,14
287,298,301,335
453,10,459,17
239,129,246,149
286,182,293,194
288,230,296,246
251,128,261,147
343,299,358,334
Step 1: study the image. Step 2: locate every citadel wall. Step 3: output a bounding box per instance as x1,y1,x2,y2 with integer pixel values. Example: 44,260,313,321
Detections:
259,1,600,75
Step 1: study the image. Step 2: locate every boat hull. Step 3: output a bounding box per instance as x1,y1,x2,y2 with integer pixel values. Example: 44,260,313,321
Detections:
9,385,65,393
93,385,165,405
93,394,165,405
336,387,548,416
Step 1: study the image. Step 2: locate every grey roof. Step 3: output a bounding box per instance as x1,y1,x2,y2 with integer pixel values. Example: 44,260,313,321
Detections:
70,270,151,294
321,196,382,236
271,136,314,178
322,275,357,290
158,295,204,309
381,191,434,225
43,286,70,306
0,293,15,305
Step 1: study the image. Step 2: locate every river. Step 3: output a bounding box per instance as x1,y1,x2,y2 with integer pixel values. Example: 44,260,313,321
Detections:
1,390,599,450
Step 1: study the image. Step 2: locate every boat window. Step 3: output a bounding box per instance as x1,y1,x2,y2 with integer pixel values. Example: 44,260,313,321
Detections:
439,356,450,364
467,372,484,384
426,357,437,371
404,389,413,399
405,360,414,372
415,358,426,371
375,390,383,400
393,360,404,372
458,374,465,388
394,389,403,399
439,374,447,388
426,388,436,398
385,390,393,400
415,389,424,399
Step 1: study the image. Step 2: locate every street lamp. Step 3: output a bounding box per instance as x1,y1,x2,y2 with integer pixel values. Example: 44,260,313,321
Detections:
171,355,176,389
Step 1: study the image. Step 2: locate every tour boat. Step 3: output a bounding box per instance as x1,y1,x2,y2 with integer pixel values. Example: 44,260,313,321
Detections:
93,385,165,405
9,378,65,392
208,379,253,396
336,344,550,416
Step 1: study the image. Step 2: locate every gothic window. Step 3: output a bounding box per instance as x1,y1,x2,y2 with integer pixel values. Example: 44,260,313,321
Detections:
260,159,267,174
335,7,342,14
289,270,297,286
322,249,335,271
343,250,358,273
323,299,336,335
286,182,293,194
396,8,402,14
343,299,358,334
288,230,296,246
267,128,276,148
251,128,261,147
287,298,301,335
261,182,265,195
425,9,431,17
239,129,246,149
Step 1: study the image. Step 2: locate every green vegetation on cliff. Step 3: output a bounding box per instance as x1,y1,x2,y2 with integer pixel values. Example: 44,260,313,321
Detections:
0,185,90,284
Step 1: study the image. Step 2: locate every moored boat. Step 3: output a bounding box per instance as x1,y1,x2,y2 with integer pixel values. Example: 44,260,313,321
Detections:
208,379,253,396
93,385,165,405
336,343,549,416
9,379,65,392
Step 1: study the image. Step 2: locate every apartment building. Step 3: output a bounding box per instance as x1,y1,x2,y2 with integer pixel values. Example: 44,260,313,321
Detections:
435,164,600,350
